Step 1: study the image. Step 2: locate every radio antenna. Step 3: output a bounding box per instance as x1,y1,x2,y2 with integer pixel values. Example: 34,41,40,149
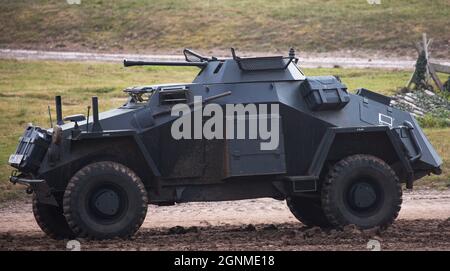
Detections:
47,105,53,128
86,105,91,132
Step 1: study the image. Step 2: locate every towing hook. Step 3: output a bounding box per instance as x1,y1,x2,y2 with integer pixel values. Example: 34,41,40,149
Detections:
10,173,34,193
9,171,45,187
9,170,19,184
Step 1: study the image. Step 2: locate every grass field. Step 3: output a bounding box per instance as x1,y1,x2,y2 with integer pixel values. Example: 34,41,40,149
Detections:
0,59,448,200
0,0,449,57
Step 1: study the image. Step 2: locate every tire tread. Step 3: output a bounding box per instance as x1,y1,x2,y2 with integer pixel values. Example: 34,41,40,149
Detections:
63,161,148,239
321,154,402,229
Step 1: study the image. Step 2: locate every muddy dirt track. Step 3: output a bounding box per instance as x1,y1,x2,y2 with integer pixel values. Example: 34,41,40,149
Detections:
0,189,449,251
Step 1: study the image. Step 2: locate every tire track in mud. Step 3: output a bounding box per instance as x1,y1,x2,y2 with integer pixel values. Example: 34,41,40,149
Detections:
1,219,449,251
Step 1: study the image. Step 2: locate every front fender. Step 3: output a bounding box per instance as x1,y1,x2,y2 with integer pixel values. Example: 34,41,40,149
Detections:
307,126,413,186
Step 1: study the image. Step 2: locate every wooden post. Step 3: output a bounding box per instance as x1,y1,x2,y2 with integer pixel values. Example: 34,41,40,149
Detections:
422,33,430,81
405,33,441,90
428,64,444,91
406,73,414,88
430,62,450,74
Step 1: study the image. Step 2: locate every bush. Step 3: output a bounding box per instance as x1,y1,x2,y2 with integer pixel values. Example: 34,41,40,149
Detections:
418,110,450,128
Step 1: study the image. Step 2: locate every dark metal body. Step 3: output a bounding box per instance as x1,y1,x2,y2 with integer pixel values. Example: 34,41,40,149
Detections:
8,49,442,206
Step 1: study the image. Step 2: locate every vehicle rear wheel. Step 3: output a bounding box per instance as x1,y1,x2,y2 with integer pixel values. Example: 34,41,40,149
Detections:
63,161,148,239
321,154,402,229
32,194,76,240
286,196,331,227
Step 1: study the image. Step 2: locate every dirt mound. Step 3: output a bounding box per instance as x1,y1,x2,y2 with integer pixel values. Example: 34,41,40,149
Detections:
1,220,449,251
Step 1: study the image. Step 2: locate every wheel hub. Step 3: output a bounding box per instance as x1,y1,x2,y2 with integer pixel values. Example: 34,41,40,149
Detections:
348,182,377,210
92,188,120,216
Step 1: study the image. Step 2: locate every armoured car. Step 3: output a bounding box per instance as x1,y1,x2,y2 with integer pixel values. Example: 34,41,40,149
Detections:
8,49,442,239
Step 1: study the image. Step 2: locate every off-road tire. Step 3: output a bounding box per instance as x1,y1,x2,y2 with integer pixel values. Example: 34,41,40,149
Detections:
32,195,76,240
63,161,148,239
321,154,402,229
286,196,331,227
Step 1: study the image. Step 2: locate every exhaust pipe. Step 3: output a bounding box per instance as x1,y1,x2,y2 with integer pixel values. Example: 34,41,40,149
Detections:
91,96,103,132
55,96,64,125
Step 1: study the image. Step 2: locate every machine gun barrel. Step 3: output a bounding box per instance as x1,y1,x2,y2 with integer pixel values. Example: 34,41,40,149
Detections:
123,59,207,68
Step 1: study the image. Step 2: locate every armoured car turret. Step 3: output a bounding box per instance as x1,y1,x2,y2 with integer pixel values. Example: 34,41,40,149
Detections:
8,48,442,239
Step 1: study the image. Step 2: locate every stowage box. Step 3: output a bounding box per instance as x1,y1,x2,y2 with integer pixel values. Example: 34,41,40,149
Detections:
300,76,350,111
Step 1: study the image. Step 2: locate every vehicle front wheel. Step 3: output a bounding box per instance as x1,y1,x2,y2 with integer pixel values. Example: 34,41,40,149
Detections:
286,196,331,227
63,161,148,239
321,154,402,229
32,194,76,240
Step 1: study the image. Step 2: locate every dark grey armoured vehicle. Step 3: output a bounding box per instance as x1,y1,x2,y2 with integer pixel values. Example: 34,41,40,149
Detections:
9,49,442,239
